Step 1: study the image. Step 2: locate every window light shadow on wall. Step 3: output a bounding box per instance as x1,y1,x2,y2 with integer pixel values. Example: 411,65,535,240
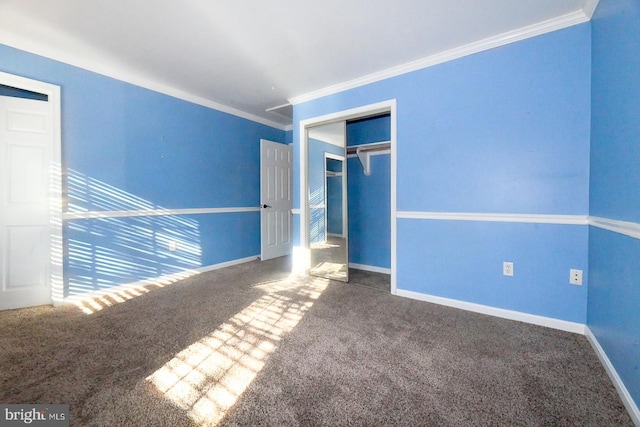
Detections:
147,275,329,426
64,169,202,313
309,187,325,244
50,162,64,306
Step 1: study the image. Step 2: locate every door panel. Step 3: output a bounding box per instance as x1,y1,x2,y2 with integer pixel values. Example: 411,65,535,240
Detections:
6,226,48,289
0,95,52,309
8,144,48,204
260,140,292,261
7,108,48,134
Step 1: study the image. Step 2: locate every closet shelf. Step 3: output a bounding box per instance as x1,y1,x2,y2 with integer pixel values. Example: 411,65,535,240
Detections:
346,141,390,176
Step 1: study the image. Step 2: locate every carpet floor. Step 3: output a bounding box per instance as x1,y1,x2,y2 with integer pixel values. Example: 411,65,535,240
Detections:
0,257,633,426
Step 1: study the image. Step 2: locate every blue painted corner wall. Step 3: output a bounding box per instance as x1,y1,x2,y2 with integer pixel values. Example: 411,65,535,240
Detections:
294,23,591,324
0,43,285,295
294,9,639,414
589,0,640,410
2,1,639,416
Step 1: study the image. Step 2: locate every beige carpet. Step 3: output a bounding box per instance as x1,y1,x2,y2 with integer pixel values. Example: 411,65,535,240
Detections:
0,257,633,426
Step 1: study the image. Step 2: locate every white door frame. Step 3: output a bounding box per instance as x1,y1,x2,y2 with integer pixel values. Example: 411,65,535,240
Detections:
0,71,63,307
299,99,397,293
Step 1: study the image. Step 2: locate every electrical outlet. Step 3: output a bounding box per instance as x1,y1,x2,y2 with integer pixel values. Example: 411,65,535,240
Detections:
169,241,177,252
570,269,583,285
503,262,514,277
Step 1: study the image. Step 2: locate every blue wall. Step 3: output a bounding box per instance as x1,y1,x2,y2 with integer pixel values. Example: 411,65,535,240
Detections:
0,43,285,295
346,114,390,147
294,24,591,323
589,0,640,408
347,115,391,269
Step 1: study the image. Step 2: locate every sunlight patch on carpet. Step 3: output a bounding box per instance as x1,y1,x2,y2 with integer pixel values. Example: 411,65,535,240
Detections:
146,275,329,426
66,269,201,314
308,261,347,281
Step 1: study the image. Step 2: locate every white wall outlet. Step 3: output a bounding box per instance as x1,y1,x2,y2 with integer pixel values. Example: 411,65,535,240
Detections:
503,262,514,277
169,241,177,252
570,269,583,285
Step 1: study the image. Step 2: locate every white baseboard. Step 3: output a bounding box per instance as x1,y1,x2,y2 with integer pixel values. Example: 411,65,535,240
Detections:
64,255,259,305
196,255,260,273
585,327,640,426
349,263,391,274
395,289,586,334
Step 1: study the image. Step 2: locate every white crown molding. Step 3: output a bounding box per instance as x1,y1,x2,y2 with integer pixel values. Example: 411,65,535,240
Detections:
589,216,640,240
289,10,591,106
0,32,288,131
583,0,601,20
62,206,260,220
396,289,586,334
397,211,588,225
585,327,640,425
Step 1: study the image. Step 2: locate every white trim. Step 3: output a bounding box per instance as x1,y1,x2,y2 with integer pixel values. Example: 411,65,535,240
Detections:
585,327,640,425
63,255,259,306
397,211,588,225
289,11,591,106
589,216,640,240
0,71,63,307
396,289,586,334
292,208,301,215
390,103,397,294
62,206,260,220
349,263,391,275
0,33,287,131
583,0,601,20
299,100,397,291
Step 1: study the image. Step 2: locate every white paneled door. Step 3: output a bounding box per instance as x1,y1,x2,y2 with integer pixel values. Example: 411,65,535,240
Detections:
260,139,292,261
0,95,52,310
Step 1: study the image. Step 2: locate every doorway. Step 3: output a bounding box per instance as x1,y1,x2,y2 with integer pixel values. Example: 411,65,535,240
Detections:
299,100,397,293
0,72,63,310
260,139,293,261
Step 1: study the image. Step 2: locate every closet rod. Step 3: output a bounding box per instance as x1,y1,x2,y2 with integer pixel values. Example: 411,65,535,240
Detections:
346,141,390,156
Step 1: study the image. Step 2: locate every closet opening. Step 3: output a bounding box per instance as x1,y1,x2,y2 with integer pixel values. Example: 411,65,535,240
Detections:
299,100,396,294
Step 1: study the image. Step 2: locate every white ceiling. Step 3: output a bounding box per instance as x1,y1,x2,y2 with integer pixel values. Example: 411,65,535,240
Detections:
0,1,597,129
308,121,346,147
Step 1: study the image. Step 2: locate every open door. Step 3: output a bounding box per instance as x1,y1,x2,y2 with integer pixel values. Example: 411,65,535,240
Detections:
0,72,62,310
260,139,292,261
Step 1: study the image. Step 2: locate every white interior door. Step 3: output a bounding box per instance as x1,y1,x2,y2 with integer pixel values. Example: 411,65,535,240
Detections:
260,139,292,261
0,95,52,310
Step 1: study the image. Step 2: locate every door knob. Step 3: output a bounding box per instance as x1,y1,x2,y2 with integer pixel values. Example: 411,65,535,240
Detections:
262,204,271,208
